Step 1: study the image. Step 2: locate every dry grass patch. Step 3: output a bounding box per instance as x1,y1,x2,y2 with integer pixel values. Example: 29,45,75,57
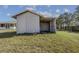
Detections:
0,30,79,53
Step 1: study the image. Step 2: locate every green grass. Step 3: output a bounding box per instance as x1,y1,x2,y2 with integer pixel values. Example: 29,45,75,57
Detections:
0,30,79,53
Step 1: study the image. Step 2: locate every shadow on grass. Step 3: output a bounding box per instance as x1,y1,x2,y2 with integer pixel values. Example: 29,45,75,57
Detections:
58,30,79,33
0,32,16,38
0,31,56,38
67,30,79,34
0,32,35,38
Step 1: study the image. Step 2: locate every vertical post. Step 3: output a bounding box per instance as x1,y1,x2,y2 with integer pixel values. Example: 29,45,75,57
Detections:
54,18,56,33
8,24,10,29
0,24,1,29
50,18,56,33
14,23,16,29
5,24,6,29
6,24,7,29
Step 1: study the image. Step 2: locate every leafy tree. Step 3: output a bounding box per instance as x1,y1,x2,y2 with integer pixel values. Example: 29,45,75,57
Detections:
56,6,79,31
56,12,73,30
75,6,79,21
56,14,64,30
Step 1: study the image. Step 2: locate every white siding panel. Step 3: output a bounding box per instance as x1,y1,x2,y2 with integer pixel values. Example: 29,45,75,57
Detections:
16,12,40,34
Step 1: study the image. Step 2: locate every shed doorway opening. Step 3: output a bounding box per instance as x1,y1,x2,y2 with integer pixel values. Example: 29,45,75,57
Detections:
40,21,50,32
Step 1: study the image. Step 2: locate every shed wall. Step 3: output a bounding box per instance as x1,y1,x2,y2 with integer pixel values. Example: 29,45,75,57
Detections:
16,12,40,34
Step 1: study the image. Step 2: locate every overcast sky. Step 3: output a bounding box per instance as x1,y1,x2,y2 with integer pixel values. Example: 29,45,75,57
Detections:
0,5,77,22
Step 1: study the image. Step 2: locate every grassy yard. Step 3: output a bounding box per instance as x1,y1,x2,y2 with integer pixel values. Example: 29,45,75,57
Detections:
0,30,79,53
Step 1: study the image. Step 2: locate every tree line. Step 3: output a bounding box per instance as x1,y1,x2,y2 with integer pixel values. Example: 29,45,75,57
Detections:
56,6,79,31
